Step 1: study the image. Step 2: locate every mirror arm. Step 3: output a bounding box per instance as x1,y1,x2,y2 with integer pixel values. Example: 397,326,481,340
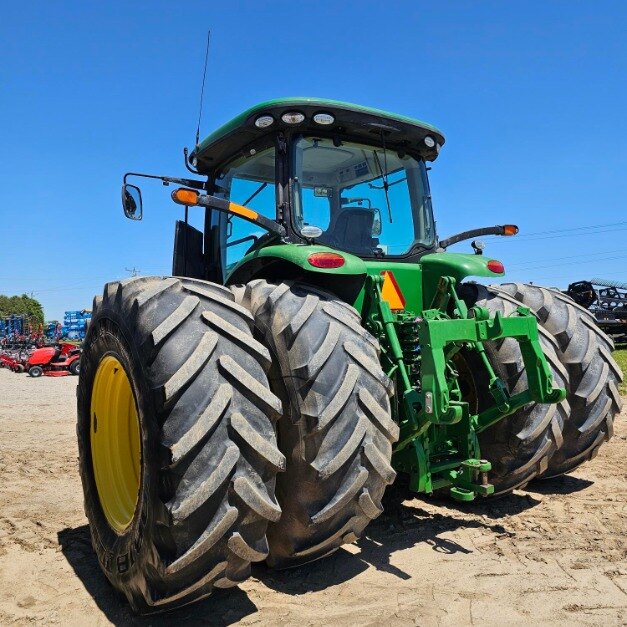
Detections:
171,190,286,238
193,194,286,237
439,225,518,250
183,147,201,175
123,171,208,191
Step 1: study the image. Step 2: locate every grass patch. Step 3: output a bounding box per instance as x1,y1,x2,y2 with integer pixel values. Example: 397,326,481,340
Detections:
614,345,627,395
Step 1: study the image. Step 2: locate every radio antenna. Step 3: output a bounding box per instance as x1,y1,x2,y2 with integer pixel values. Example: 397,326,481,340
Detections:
195,30,211,148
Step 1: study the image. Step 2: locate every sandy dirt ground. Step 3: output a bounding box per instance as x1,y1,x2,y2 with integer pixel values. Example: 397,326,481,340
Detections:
0,367,625,626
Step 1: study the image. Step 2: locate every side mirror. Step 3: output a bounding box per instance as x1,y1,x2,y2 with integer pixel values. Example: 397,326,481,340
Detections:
122,184,143,220
372,208,382,236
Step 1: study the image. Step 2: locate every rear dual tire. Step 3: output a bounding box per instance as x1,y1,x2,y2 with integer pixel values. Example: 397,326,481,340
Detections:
236,280,397,568
77,276,284,613
460,284,569,495
494,283,622,477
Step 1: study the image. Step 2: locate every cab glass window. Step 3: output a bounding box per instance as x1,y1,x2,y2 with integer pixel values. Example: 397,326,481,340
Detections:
292,136,435,256
215,146,276,269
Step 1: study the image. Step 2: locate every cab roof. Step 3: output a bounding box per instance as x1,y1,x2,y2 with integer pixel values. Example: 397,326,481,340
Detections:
190,97,445,174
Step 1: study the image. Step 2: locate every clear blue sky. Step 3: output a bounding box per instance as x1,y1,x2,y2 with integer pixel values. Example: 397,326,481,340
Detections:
1,1,625,320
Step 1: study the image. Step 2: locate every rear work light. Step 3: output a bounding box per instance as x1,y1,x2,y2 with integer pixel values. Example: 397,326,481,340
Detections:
281,111,305,124
307,252,345,269
313,112,335,125
254,115,274,128
487,259,505,274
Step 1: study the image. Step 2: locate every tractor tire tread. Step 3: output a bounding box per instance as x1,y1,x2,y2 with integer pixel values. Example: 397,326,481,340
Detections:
467,284,569,496
495,282,622,477
234,280,396,569
77,275,282,613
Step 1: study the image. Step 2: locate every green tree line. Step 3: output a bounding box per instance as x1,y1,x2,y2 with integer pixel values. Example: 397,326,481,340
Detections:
0,294,44,325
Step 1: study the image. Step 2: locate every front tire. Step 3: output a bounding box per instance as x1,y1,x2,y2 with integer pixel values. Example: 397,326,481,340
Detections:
69,359,80,376
235,280,397,568
77,276,284,613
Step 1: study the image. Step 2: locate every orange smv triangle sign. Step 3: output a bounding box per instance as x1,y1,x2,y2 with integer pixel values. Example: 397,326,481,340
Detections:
380,271,405,311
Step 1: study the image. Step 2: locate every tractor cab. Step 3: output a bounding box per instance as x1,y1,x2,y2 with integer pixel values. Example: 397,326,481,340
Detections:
122,98,518,298
122,98,447,288
191,98,444,280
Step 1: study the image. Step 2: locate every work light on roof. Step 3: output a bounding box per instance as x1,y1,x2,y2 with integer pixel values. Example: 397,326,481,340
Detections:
281,112,305,124
424,136,436,148
254,115,274,128
313,112,335,125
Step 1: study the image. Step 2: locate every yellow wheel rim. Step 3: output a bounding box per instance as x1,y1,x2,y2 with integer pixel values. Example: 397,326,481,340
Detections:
90,355,142,533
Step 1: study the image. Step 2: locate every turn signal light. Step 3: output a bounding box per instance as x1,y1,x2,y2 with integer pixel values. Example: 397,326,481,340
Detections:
172,188,199,205
487,260,505,274
503,224,519,236
307,252,345,269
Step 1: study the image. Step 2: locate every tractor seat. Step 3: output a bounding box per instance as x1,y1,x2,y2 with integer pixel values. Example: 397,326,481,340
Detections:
319,207,378,256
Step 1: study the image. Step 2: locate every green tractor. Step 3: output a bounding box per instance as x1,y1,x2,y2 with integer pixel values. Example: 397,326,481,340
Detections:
77,98,622,613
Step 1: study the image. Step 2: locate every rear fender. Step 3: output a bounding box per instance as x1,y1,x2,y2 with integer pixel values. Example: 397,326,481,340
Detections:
226,244,368,303
421,252,505,307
